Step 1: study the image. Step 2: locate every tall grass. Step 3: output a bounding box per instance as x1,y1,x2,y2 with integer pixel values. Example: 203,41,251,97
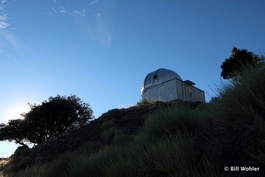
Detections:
219,62,265,117
135,103,221,177
43,144,138,177
205,62,265,176
135,105,201,145
41,104,219,177
139,134,218,177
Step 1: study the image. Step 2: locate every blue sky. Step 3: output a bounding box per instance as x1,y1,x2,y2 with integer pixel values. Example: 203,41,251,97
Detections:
0,0,265,157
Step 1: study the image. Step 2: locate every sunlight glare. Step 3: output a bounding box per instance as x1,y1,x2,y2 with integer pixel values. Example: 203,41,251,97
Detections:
5,105,30,123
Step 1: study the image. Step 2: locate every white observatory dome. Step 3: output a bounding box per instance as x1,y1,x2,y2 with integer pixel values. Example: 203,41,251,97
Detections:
141,68,182,95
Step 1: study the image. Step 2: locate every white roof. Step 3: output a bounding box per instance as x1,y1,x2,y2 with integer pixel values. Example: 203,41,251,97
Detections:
141,68,182,95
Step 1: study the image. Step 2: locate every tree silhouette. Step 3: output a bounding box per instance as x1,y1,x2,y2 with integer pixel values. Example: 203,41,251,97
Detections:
0,120,27,146
0,95,93,145
220,47,260,79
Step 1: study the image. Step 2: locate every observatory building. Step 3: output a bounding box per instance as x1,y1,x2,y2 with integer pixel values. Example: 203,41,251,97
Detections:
141,68,205,102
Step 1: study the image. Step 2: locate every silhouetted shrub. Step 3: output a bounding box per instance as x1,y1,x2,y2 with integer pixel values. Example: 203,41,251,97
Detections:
76,141,101,156
7,146,32,174
101,109,121,120
100,120,115,130
135,105,201,145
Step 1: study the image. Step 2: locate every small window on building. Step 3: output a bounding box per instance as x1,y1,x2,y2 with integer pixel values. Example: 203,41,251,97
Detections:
153,74,158,79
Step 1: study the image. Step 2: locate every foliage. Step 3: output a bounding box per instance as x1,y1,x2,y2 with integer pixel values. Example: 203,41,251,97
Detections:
0,95,93,145
136,98,153,106
101,127,119,144
0,120,28,146
208,62,265,174
76,141,101,156
4,146,32,175
220,46,261,79
139,135,217,177
101,127,132,145
12,146,31,160
43,144,138,177
100,120,115,130
101,108,121,120
4,53,265,177
10,163,48,177
40,104,217,177
43,153,75,177
135,105,201,145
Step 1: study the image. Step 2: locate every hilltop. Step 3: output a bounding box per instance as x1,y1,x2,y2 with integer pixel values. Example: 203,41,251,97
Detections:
29,101,177,164
24,100,200,165
2,100,200,176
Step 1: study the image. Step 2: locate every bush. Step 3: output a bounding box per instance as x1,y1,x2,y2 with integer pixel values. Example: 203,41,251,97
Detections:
101,109,121,120
135,105,201,145
205,62,265,176
113,133,132,144
101,127,121,144
54,145,138,177
13,146,31,160
101,127,132,145
8,146,32,173
136,98,156,106
44,153,76,177
139,134,218,177
11,163,49,177
76,141,101,156
100,120,115,130
99,146,138,177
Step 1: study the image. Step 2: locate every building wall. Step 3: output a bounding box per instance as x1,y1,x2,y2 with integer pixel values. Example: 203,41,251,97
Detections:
176,79,184,100
142,79,205,102
142,79,178,102
193,88,205,102
183,84,205,102
184,84,193,101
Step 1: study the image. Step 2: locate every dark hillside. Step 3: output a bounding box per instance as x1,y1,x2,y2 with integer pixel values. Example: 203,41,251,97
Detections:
27,100,199,165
